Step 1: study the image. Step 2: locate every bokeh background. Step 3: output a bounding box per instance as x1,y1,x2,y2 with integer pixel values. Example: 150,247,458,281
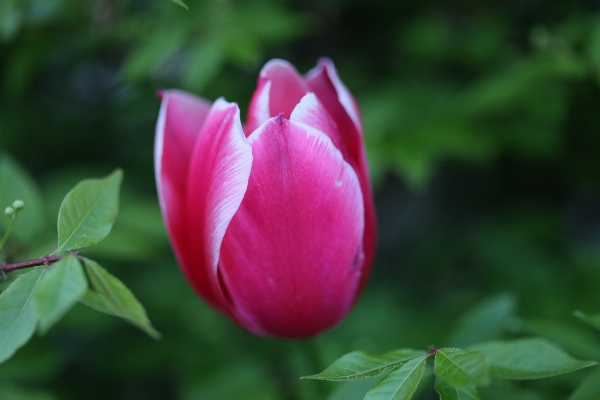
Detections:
1,0,600,399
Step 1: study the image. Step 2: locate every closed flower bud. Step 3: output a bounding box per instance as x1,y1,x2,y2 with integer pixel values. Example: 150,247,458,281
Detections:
154,59,376,338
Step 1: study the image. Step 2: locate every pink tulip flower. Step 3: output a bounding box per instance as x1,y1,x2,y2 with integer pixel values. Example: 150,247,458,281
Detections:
155,58,376,338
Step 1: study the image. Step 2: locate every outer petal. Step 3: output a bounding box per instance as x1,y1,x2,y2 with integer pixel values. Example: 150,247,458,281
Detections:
306,58,376,292
180,98,253,313
245,59,309,134
219,116,364,337
155,90,212,277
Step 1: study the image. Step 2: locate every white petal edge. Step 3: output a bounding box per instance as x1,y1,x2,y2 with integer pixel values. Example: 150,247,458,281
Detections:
201,98,253,272
154,93,169,215
290,92,338,139
247,115,340,158
259,58,297,78
306,59,363,135
248,80,271,132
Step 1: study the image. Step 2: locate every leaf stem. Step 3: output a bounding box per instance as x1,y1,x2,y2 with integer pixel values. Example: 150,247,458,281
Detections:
1,253,70,276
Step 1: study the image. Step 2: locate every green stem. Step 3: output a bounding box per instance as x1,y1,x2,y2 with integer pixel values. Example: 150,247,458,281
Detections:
0,216,16,252
302,339,324,374
299,339,328,399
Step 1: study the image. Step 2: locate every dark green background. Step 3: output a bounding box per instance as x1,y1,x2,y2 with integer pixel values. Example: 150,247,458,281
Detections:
1,0,600,398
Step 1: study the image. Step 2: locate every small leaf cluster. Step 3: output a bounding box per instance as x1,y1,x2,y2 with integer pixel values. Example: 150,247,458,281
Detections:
304,338,597,400
0,167,159,365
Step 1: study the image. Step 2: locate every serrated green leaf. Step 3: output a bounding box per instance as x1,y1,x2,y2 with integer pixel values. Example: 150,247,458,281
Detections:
434,348,488,387
434,377,481,400
34,255,87,334
56,169,122,252
0,153,46,242
79,289,116,315
574,311,600,331
303,349,425,381
568,368,600,400
80,258,160,339
471,337,597,380
0,267,44,363
170,0,188,10
364,355,427,400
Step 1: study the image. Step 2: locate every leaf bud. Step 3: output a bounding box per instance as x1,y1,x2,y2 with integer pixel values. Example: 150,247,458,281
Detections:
12,200,24,210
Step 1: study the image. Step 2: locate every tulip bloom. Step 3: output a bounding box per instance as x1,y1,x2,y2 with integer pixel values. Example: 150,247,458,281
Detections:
155,58,376,338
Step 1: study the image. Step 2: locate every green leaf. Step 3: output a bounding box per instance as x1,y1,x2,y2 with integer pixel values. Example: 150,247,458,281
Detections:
0,1,22,42
435,377,481,400
574,311,600,331
568,368,600,400
364,355,428,400
121,25,187,82
0,267,44,363
0,152,46,242
471,337,597,380
79,258,160,339
182,38,223,92
34,255,87,334
326,377,381,400
523,319,600,362
448,294,516,347
434,348,488,387
56,169,122,252
169,0,188,10
303,349,425,381
478,381,543,400
0,382,57,400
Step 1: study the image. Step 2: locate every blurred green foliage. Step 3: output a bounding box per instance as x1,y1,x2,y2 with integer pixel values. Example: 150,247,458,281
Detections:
1,0,600,399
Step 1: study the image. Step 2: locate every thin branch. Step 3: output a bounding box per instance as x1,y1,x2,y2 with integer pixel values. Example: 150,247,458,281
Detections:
1,254,66,275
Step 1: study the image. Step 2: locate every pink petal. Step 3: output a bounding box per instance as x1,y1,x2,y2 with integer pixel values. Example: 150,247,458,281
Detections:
181,98,253,313
245,79,271,136
290,93,349,161
245,59,309,134
155,90,212,274
306,58,363,135
305,58,364,167
305,59,377,292
219,116,364,337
